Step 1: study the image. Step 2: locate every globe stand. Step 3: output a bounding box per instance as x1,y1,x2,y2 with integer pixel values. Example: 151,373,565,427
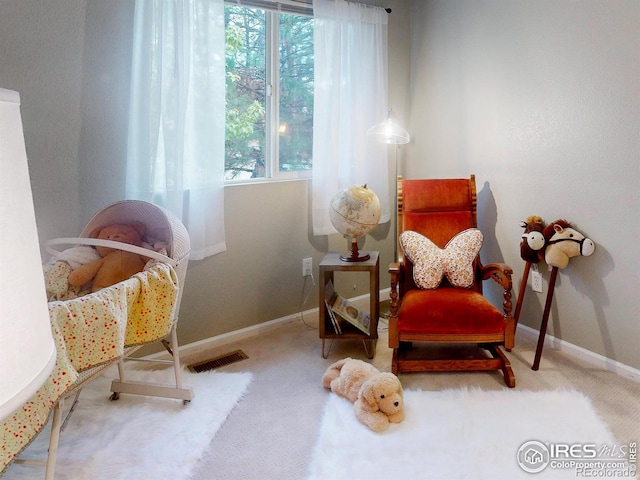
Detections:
340,237,370,263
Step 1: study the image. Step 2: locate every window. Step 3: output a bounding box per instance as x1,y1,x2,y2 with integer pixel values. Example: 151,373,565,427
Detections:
224,4,314,182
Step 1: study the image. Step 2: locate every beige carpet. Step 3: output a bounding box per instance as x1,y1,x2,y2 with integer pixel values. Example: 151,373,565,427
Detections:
182,312,640,480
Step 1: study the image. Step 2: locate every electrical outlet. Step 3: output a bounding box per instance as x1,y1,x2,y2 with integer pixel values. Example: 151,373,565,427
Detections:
302,257,313,277
531,266,543,293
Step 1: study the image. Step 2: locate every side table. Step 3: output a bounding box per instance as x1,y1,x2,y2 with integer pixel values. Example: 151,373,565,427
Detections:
318,251,379,359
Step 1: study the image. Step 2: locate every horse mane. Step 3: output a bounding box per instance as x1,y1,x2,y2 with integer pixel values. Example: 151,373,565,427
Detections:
520,215,545,233
543,219,572,240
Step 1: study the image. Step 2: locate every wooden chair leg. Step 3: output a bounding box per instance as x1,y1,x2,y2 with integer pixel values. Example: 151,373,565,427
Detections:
492,346,516,388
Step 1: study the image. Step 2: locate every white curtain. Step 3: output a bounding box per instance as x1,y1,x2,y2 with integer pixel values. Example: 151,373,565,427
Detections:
312,0,389,236
127,0,226,260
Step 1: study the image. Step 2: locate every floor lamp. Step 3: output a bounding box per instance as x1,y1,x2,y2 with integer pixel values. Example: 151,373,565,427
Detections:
366,110,410,262
367,111,410,318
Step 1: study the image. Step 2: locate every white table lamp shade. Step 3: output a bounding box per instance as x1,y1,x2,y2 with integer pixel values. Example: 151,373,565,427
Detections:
0,88,56,422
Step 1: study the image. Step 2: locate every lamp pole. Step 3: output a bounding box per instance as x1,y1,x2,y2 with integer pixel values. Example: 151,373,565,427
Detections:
367,111,410,319
366,111,410,263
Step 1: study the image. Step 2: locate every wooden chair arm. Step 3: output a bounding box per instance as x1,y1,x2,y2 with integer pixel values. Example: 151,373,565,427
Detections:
389,262,401,276
480,262,513,291
388,262,401,311
480,263,514,347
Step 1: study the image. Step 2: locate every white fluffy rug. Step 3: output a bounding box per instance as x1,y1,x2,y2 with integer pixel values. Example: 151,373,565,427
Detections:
5,365,252,480
308,389,617,480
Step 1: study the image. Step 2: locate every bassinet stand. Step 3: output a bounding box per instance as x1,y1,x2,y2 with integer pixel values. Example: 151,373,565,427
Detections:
109,324,192,403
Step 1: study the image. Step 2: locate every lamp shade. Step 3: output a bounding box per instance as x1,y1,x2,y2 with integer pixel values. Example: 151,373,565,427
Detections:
0,88,56,422
366,112,410,145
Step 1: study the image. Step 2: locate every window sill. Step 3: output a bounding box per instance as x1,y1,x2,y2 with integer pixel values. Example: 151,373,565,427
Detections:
224,177,311,188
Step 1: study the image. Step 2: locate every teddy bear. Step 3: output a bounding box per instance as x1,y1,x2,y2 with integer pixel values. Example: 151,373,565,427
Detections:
67,222,149,292
322,357,404,432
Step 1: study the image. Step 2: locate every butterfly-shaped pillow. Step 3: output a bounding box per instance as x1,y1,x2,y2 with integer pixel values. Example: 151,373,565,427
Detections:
399,229,483,289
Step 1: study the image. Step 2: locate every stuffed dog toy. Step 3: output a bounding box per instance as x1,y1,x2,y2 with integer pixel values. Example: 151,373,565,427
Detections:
322,357,404,432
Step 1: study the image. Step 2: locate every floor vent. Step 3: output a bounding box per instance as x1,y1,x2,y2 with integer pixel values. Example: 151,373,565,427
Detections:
187,350,248,373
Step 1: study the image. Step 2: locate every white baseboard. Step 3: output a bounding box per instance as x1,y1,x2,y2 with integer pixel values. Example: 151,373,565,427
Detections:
152,290,639,385
147,289,391,361
147,311,307,361
517,324,640,383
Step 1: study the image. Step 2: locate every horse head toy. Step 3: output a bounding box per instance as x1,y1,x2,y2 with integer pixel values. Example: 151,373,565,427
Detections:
517,216,596,371
542,219,595,269
519,215,546,263
520,217,595,269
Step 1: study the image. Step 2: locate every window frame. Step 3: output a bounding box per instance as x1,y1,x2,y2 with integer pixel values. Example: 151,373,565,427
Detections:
224,2,313,185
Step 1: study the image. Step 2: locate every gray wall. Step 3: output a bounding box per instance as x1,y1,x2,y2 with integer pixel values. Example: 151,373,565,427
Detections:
407,0,639,369
0,0,404,350
2,0,638,370
0,0,86,240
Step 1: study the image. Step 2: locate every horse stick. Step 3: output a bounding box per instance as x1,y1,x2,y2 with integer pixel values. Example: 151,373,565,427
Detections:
514,261,532,329
532,266,559,371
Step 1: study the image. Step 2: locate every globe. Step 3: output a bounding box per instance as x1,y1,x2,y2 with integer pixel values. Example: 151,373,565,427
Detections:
329,184,381,262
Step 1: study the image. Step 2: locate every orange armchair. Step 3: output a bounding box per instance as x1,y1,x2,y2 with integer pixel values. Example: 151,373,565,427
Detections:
388,175,516,387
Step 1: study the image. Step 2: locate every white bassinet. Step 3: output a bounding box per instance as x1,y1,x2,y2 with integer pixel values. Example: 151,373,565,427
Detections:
8,200,193,479
50,199,193,403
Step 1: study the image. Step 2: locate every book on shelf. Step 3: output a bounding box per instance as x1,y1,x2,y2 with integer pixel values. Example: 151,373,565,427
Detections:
324,280,371,336
324,281,342,334
324,298,342,334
